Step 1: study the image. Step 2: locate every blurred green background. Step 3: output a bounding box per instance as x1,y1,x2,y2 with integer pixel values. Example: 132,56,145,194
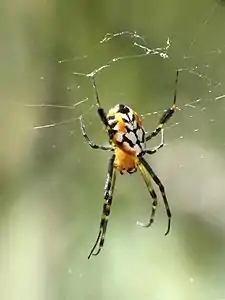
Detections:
1,0,225,299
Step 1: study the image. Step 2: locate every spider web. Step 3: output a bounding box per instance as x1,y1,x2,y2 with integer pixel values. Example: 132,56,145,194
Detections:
23,32,171,129
17,1,225,235
22,6,225,153
17,2,225,217
17,2,225,228
5,2,225,300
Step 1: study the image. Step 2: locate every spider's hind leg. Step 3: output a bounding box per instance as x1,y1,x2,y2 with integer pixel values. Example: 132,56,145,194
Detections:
139,157,171,235
88,155,116,259
137,162,159,228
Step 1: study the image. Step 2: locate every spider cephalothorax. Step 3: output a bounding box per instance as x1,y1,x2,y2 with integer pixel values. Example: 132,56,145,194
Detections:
80,71,179,259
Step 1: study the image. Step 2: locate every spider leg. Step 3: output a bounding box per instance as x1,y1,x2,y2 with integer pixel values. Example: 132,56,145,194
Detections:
145,70,179,142
140,129,164,156
137,163,158,228
91,75,116,139
80,116,113,151
91,76,110,128
88,154,116,259
139,157,171,235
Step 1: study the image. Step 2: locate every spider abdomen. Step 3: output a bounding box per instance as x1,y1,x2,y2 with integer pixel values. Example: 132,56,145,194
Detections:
114,147,138,174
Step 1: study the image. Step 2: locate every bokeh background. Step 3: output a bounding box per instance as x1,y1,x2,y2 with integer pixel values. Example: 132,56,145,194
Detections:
1,0,225,299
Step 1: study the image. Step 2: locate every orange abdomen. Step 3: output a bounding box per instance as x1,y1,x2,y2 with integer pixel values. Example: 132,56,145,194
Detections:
114,147,139,174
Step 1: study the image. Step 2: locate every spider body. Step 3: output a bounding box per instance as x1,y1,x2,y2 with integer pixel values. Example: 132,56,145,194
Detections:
80,71,179,259
107,104,145,174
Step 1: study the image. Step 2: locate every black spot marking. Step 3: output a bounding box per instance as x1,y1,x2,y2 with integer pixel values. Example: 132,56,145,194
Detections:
99,239,104,247
118,104,130,114
135,128,145,143
104,204,110,216
107,115,115,121
125,125,132,133
110,121,118,129
122,116,130,123
127,168,137,174
122,135,135,147
100,218,105,227
108,128,117,139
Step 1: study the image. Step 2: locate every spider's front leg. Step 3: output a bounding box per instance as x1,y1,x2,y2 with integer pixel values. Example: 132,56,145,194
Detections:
88,154,116,259
146,70,179,142
91,76,110,128
79,116,113,151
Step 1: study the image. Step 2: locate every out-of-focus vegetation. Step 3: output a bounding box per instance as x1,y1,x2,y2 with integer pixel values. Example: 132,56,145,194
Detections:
1,1,225,299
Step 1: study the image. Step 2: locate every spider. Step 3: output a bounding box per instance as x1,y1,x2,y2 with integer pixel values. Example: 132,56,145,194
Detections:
80,70,179,259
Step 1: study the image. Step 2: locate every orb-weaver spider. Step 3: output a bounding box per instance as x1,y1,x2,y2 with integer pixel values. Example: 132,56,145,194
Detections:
80,70,179,259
